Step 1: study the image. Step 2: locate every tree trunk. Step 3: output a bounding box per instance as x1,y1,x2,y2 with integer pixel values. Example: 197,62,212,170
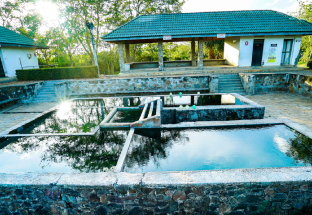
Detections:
208,48,215,59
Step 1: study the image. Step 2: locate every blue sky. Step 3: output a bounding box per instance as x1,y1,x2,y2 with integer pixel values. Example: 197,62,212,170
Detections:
182,0,311,15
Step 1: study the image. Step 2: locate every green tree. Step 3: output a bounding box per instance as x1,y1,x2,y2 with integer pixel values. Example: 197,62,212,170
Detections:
0,0,41,39
297,0,312,64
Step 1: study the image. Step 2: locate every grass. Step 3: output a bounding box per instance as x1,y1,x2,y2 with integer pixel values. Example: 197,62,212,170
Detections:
297,62,308,69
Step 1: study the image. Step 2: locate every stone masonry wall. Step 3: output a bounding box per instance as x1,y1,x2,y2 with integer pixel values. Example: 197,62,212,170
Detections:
55,76,216,99
161,107,264,124
1,181,312,214
239,73,312,96
0,82,43,103
239,73,289,95
289,74,312,98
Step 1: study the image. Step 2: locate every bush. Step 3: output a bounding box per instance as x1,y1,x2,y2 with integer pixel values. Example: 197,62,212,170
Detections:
307,60,312,69
16,66,98,81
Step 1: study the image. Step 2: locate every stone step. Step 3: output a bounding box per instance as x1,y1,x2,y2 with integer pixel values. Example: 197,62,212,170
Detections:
219,78,241,81
219,82,241,85
38,90,55,93
219,84,243,87
219,86,244,89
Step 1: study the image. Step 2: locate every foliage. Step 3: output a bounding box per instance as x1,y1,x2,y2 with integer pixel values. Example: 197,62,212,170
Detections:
16,66,98,81
204,41,224,59
286,131,312,165
0,0,41,39
297,0,312,64
307,60,312,69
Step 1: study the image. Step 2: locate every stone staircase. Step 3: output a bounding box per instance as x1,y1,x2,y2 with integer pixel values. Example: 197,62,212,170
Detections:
218,74,246,95
33,80,64,103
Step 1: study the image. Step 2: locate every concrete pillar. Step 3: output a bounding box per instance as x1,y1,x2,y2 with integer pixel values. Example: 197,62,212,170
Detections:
158,40,164,71
191,40,196,67
198,38,204,70
118,42,125,73
125,42,131,63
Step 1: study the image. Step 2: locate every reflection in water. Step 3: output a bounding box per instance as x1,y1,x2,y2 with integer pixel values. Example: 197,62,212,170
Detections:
123,125,310,173
72,97,144,108
20,104,111,134
0,130,128,173
123,129,189,171
286,129,312,166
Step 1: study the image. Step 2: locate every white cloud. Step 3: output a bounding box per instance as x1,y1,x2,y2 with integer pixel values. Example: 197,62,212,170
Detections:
273,2,299,14
182,0,253,13
266,0,280,6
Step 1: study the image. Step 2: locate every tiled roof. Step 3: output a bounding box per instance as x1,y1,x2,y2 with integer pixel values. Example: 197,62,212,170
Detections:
0,26,36,47
102,10,312,41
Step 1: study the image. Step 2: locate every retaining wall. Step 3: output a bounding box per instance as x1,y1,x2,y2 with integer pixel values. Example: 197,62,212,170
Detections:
55,75,218,100
0,169,312,215
161,94,264,123
0,82,43,103
239,73,312,97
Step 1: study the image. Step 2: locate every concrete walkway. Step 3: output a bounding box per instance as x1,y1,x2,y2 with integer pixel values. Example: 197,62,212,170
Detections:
246,92,312,130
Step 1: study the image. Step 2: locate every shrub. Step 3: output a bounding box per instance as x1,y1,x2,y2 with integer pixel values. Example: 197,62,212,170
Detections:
307,60,312,69
16,66,98,81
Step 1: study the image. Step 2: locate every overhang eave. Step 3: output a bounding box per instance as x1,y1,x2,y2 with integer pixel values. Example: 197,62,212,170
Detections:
102,31,312,44
0,43,49,49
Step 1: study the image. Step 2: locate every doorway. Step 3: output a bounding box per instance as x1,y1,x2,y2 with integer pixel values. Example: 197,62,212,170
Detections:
251,39,264,66
0,57,5,77
281,39,293,65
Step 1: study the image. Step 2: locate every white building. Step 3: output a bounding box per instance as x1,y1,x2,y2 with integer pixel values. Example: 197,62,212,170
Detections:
101,10,311,72
224,36,302,67
0,26,47,77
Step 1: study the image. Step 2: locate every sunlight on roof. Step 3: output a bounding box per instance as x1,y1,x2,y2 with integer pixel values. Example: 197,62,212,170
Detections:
36,0,59,26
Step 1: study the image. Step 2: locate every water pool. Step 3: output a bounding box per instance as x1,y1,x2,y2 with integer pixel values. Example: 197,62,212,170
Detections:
13,106,112,134
148,94,246,107
122,125,312,173
0,130,128,173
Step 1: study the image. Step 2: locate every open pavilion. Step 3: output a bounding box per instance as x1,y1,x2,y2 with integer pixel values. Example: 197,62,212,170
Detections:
102,10,312,74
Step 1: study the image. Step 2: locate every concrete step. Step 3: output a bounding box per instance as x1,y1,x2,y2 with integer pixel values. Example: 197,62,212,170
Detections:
219,86,244,90
219,78,241,81
37,90,55,94
219,83,242,88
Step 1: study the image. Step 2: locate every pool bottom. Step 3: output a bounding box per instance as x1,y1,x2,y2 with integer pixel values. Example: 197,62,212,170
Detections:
122,125,311,173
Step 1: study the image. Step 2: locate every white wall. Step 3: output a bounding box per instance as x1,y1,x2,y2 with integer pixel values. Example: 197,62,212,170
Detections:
224,37,240,66
238,36,302,67
291,37,302,65
0,46,39,77
238,37,254,67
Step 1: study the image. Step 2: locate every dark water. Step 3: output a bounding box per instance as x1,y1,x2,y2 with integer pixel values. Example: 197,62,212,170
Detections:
16,104,112,134
72,97,144,107
147,94,245,107
109,109,142,123
0,130,128,173
123,125,312,173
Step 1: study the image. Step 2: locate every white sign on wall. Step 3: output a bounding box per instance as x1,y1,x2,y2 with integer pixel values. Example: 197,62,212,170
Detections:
217,34,226,38
163,35,172,40
268,45,277,63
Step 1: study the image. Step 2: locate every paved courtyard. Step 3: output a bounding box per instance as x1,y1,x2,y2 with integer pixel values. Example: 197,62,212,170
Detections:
246,92,312,130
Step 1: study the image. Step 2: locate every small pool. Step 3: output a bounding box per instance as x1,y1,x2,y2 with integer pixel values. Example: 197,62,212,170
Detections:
109,109,142,123
148,94,246,107
122,125,312,173
0,130,128,173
